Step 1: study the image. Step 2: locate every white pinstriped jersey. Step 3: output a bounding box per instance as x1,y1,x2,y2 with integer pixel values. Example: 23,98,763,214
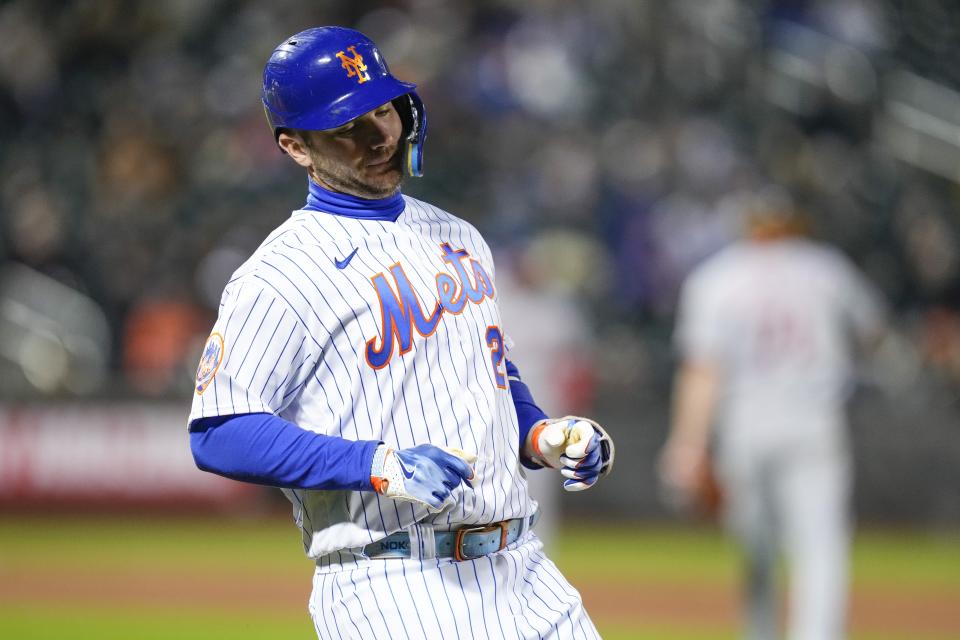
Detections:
189,196,536,560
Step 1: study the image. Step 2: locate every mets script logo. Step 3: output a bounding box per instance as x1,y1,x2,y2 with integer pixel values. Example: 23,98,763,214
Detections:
195,332,224,394
366,244,495,369
336,45,370,84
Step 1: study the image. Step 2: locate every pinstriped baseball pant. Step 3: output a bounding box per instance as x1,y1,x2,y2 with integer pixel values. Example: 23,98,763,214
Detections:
308,532,601,640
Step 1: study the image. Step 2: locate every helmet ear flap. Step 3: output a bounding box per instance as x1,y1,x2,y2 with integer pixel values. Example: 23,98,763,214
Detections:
393,93,427,177
392,96,415,138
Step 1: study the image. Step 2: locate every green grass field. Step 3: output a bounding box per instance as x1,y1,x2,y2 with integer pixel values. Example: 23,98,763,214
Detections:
0,516,957,639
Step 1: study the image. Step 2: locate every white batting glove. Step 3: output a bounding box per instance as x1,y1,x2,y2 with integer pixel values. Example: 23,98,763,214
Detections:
525,416,615,491
370,444,477,512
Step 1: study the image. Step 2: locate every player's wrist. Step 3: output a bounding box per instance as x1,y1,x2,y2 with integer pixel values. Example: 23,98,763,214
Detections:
369,443,389,493
523,419,553,468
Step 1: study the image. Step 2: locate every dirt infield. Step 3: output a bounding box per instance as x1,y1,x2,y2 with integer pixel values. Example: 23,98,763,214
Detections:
2,566,958,636
580,581,960,636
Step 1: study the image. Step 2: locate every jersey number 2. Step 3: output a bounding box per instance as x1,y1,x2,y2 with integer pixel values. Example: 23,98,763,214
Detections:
485,326,507,389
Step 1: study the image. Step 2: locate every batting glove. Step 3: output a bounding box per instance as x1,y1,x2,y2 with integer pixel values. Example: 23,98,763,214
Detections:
370,444,477,512
525,416,615,492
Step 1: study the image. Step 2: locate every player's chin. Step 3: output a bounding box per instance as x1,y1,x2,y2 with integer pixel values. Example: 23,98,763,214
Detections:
368,164,401,182
365,154,401,176
362,164,402,194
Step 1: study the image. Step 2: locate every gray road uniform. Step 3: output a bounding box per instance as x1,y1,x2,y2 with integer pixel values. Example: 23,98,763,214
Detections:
675,237,885,640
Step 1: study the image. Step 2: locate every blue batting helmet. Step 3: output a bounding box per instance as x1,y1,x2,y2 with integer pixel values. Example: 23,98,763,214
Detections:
261,27,427,177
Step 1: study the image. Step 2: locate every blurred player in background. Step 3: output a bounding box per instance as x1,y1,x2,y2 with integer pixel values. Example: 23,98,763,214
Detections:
187,26,614,639
659,189,886,640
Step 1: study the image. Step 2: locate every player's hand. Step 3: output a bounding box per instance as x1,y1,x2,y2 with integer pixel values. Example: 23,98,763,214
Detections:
370,444,477,512
657,439,722,518
657,439,707,498
525,416,615,492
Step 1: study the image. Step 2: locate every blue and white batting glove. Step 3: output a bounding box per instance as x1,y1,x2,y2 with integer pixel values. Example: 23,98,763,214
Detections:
526,416,615,492
370,444,477,512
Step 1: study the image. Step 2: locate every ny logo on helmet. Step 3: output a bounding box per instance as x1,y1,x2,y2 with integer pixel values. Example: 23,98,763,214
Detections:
336,46,370,84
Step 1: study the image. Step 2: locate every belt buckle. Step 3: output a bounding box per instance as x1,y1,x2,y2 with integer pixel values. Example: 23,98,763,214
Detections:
453,521,508,562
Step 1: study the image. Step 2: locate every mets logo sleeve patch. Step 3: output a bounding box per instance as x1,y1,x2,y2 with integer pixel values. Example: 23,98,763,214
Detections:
195,332,224,394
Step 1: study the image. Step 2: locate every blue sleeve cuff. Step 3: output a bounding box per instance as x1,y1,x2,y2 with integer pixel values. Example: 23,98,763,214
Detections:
506,359,549,470
190,413,381,491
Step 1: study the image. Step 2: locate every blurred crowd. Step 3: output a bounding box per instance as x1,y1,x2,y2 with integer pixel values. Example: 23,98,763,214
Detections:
2,0,960,398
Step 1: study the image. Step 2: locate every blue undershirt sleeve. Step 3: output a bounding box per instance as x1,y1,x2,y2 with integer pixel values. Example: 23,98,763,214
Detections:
506,359,550,470
189,413,381,491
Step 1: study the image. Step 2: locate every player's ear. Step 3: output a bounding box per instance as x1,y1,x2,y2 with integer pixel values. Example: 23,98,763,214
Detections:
278,130,313,168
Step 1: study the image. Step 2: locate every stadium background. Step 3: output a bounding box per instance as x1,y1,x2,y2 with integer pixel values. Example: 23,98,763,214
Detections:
1,1,958,638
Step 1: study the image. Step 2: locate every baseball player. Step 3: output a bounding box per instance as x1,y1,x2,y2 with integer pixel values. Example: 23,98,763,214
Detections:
187,27,614,639
659,191,886,640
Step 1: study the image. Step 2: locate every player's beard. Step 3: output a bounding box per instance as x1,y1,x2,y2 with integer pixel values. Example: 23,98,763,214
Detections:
308,147,403,199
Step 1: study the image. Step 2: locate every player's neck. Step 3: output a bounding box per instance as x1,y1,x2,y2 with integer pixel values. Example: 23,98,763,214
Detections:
303,179,405,221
